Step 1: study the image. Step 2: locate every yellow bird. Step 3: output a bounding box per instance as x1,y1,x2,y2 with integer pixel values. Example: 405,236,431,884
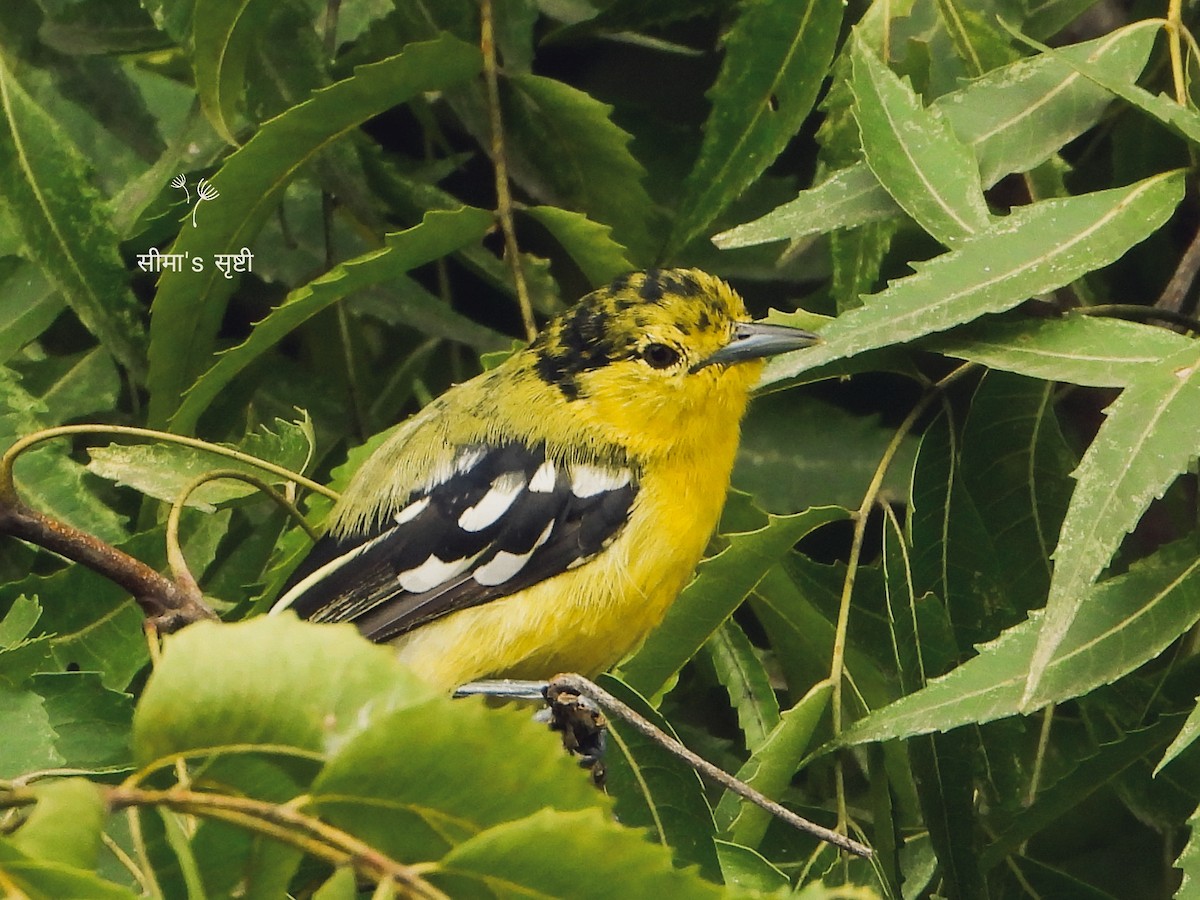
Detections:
272,269,817,691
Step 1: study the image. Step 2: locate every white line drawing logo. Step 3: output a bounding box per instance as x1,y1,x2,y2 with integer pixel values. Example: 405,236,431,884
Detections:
192,178,219,228
171,175,220,227
169,173,190,203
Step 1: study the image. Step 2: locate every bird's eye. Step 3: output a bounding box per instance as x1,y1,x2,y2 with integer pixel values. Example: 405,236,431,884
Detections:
641,343,681,369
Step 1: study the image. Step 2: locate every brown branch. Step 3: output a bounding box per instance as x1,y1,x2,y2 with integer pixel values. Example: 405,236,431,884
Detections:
545,674,874,858
0,498,215,632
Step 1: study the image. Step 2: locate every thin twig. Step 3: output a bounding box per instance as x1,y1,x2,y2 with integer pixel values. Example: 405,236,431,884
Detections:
545,673,873,858
1158,222,1200,314
1076,304,1200,333
107,785,448,899
828,363,977,830
480,0,537,341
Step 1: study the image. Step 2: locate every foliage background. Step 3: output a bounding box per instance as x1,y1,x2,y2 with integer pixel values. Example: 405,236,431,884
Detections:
0,0,1199,897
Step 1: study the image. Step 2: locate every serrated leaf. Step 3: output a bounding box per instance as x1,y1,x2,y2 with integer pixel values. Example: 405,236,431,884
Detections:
716,25,1155,247
501,73,654,260
0,58,146,378
836,538,1200,746
147,34,482,428
668,0,842,255
0,686,58,777
705,620,779,752
618,506,848,698
87,417,313,510
761,171,1185,386
850,33,990,244
1025,340,1200,702
595,675,719,881
37,672,134,771
170,206,493,432
437,808,726,899
1157,702,1200,776
929,315,1191,388
714,840,790,892
714,679,832,848
1178,803,1200,895
192,0,274,143
522,206,632,286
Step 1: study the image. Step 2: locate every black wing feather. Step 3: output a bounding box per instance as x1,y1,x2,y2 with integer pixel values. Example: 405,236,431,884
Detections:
276,443,637,642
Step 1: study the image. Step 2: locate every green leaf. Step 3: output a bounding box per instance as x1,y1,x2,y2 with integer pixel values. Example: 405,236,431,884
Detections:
0,263,63,366
705,620,779,752
761,171,1185,386
836,538,1200,745
929,315,1191,388
501,73,654,261
1156,702,1200,776
1026,340,1200,702
436,808,726,899
132,616,436,765
0,841,137,900
36,673,134,771
0,370,128,544
850,33,990,244
595,675,720,882
170,206,494,432
192,0,275,143
734,392,918,513
980,716,1181,871
1178,803,1200,896
668,0,843,255
714,679,832,848
716,24,1155,247
9,779,106,870
309,695,603,862
87,417,313,510
618,506,848,698
714,164,900,250
0,687,58,778
0,57,146,378
522,206,632,286
714,840,790,893
146,34,482,428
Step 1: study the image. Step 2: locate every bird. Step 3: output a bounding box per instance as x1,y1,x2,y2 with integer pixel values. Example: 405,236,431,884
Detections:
271,268,818,691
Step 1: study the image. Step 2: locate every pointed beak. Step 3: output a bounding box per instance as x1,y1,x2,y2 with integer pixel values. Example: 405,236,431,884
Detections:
692,321,821,371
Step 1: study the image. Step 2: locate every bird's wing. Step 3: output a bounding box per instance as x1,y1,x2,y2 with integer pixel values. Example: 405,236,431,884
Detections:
273,442,637,642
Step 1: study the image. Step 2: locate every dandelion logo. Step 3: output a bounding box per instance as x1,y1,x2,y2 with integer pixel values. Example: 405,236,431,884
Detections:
170,173,190,203
192,178,219,228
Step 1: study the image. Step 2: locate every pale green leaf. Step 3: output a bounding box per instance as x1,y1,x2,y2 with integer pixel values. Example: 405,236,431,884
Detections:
1026,340,1200,702
929,315,1190,388
714,679,832,847
9,779,105,870
0,264,63,366
761,171,1185,386
717,25,1155,247
851,33,990,244
438,809,725,899
836,538,1200,745
87,417,313,510
705,620,779,752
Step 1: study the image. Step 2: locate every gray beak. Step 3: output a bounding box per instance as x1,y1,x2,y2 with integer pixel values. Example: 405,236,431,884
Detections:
692,321,820,371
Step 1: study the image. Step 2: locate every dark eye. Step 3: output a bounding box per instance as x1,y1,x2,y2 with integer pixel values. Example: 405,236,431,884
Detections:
641,343,680,369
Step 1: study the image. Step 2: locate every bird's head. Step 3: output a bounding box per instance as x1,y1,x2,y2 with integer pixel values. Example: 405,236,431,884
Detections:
528,269,819,457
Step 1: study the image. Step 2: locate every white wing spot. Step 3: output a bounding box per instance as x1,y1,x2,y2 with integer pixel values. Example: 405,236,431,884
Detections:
455,447,486,474
528,460,556,493
393,496,430,525
398,554,472,593
571,464,631,498
458,473,526,531
472,522,554,586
